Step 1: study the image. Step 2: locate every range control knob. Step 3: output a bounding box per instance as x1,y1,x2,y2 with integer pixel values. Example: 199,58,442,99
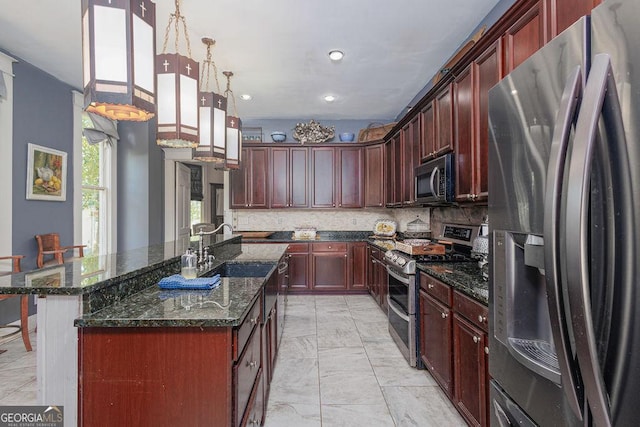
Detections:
397,258,406,266
391,254,399,261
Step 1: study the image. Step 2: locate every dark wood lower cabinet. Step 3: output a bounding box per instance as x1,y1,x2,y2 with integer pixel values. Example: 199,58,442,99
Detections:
286,243,310,292
311,243,349,291
419,289,453,397
350,242,368,290
367,244,388,311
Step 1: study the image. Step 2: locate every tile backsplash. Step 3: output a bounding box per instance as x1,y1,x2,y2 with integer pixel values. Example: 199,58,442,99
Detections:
430,206,488,237
233,208,431,233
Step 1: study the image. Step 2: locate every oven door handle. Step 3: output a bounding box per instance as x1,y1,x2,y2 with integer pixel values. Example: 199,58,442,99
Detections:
386,264,411,285
387,296,410,322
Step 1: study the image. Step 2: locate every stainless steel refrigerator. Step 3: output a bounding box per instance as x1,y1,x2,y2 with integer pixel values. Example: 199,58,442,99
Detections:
488,1,640,426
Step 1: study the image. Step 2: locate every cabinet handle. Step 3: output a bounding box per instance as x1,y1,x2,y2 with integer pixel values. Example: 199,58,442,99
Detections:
249,418,259,425
339,203,342,207
441,312,448,319
478,315,487,324
427,284,434,289
485,346,489,355
344,254,348,258
250,316,259,325
246,360,257,368
473,336,480,344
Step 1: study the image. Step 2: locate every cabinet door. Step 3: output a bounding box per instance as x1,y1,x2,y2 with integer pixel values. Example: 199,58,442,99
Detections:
290,147,309,208
367,247,380,300
310,147,336,208
453,313,488,427
420,101,436,161
474,40,501,202
311,252,348,291
337,147,363,208
270,147,289,208
287,244,309,292
247,147,269,208
547,0,600,38
419,290,453,397
378,255,388,313
392,132,403,205
435,83,454,156
385,139,398,206
230,148,249,208
350,242,367,290
454,65,474,203
503,0,547,74
402,115,421,205
364,144,385,207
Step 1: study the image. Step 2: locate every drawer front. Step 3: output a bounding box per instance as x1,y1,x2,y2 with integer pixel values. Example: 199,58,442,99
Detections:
454,290,488,332
286,243,309,253
420,272,452,306
234,327,262,427
241,370,264,427
312,242,348,252
235,297,261,360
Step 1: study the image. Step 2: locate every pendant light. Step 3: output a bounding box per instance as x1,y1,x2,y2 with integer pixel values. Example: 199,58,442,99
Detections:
81,0,156,122
223,71,241,169
156,0,200,148
193,38,227,163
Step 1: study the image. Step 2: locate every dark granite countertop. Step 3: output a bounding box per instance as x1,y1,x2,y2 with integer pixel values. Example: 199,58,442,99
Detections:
0,235,242,296
417,262,488,305
75,243,289,328
241,230,371,243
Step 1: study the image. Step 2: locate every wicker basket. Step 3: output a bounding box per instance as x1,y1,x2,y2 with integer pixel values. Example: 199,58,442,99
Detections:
357,122,397,142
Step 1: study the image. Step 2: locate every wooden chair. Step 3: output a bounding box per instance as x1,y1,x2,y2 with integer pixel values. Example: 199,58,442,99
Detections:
0,255,32,352
35,233,86,268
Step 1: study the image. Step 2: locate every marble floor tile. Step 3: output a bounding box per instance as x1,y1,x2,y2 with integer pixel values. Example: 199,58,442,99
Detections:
370,357,437,387
269,358,320,405
319,370,386,405
321,404,395,427
382,385,465,427
264,402,322,427
0,388,38,406
361,336,406,359
278,335,318,359
316,329,362,349
354,319,391,340
318,347,373,376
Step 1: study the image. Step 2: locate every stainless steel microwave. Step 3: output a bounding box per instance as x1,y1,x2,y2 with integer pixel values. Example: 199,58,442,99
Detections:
414,153,455,204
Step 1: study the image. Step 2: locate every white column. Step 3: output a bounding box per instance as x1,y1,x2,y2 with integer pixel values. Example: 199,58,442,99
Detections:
72,91,83,247
0,52,16,263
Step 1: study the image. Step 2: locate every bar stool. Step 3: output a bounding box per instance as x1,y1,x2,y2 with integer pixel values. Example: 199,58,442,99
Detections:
0,255,32,352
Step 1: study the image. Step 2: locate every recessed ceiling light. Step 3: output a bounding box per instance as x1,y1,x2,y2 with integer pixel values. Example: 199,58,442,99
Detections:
324,95,336,102
240,94,252,101
328,50,344,61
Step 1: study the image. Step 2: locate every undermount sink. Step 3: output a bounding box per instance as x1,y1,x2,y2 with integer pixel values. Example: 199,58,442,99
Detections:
213,262,275,278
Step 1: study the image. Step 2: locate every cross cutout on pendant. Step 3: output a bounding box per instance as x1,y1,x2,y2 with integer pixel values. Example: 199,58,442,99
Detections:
217,99,222,108
140,1,146,17
230,119,235,127
185,64,192,75
163,60,170,72
201,96,206,105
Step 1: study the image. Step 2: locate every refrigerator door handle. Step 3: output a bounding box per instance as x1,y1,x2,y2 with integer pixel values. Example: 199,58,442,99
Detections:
566,53,632,427
543,66,583,419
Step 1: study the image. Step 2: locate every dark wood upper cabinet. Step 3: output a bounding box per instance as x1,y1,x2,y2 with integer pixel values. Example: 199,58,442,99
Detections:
503,0,547,74
230,147,268,208
310,147,336,208
270,147,308,208
454,65,474,203
546,0,601,38
435,83,454,157
420,101,436,162
385,138,398,207
337,147,363,208
401,115,421,205
364,143,385,207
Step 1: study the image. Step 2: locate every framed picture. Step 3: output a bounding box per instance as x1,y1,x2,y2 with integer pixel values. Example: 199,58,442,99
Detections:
24,266,65,288
26,143,67,201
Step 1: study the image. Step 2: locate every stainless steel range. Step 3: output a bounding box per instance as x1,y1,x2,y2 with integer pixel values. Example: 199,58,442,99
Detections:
384,223,479,368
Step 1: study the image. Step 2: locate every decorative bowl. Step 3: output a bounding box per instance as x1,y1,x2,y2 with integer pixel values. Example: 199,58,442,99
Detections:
339,132,355,142
271,132,286,142
293,120,335,144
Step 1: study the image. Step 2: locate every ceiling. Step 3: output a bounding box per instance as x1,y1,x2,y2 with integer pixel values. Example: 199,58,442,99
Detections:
0,0,501,121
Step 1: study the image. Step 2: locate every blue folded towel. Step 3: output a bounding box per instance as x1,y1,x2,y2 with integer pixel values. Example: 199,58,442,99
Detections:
158,274,221,290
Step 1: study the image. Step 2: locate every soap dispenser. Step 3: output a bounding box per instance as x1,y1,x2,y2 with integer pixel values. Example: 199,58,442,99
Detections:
181,248,198,279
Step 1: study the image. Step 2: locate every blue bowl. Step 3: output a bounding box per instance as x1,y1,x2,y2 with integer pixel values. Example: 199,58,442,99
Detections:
271,132,286,142
339,132,355,142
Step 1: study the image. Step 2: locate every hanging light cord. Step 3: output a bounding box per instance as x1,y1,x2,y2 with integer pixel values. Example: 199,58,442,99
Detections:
161,0,193,59
201,40,221,93
224,71,238,117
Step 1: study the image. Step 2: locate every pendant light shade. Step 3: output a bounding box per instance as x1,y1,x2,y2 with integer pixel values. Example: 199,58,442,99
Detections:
81,0,156,122
156,0,200,148
223,71,241,169
193,38,227,162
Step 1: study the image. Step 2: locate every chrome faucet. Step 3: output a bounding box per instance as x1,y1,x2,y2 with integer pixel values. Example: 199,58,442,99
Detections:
197,223,233,264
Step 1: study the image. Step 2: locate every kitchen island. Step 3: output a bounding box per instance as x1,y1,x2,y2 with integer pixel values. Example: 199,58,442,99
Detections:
0,234,281,427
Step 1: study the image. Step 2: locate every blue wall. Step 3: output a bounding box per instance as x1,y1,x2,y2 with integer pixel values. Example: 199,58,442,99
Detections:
12,59,76,272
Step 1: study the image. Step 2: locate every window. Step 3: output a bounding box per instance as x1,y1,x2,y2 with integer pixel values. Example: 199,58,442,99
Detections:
81,113,112,255
190,200,202,226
